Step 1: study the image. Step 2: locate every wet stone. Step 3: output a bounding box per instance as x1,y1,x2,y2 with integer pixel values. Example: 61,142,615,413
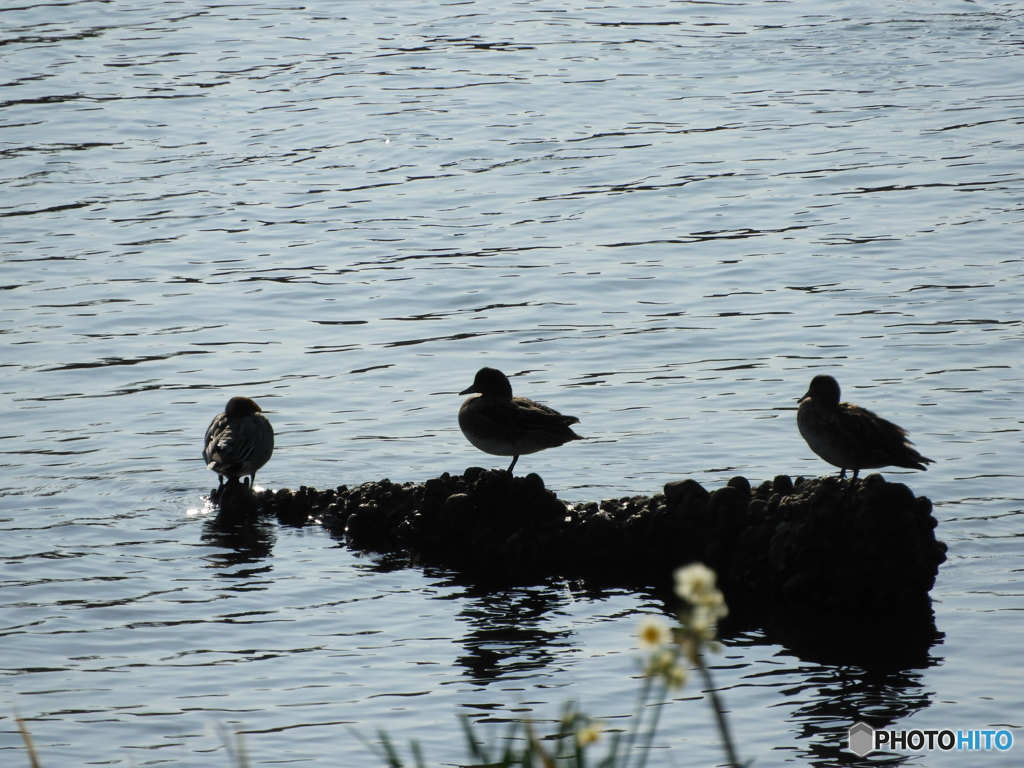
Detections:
664,478,710,503
727,476,751,495
772,474,794,496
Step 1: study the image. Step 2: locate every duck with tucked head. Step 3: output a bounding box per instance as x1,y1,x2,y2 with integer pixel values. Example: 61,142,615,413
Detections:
797,374,933,479
458,367,582,473
203,396,275,487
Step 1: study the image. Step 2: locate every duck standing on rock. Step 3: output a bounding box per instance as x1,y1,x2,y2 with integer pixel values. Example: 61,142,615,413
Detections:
458,367,582,473
203,396,275,487
797,374,933,479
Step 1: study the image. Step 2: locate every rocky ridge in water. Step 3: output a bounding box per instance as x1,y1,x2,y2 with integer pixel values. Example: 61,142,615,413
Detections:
211,470,946,618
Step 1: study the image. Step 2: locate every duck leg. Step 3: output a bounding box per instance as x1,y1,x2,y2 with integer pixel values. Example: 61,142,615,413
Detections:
506,455,519,473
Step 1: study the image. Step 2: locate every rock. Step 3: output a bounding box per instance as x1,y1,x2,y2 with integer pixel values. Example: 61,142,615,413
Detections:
231,471,944,619
727,476,751,495
664,478,710,503
772,474,793,496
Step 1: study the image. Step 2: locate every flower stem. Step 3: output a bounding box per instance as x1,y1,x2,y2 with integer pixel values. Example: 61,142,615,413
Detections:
694,650,741,768
634,678,668,768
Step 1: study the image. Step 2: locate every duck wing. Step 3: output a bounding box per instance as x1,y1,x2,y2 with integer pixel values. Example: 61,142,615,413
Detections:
841,403,931,470
204,415,274,473
509,396,581,436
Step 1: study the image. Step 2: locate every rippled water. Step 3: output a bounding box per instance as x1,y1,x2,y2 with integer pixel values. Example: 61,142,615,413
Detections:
3,0,1023,765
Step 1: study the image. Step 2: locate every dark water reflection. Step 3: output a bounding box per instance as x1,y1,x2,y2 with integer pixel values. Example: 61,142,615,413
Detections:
448,581,568,685
713,620,940,767
201,515,277,574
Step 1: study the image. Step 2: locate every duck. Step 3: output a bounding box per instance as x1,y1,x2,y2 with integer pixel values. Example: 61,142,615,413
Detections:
203,396,275,486
458,367,582,473
797,374,933,479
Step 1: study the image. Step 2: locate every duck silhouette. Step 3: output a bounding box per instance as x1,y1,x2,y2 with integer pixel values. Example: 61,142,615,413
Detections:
797,374,932,479
458,367,582,473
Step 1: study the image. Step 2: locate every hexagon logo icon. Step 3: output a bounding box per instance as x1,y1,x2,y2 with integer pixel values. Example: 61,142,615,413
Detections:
848,722,875,756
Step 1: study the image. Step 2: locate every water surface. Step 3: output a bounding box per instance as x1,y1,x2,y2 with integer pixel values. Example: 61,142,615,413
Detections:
2,0,1023,765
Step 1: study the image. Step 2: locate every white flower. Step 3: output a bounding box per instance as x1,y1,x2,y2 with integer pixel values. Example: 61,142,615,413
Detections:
674,563,718,605
643,647,689,690
637,615,673,650
664,661,689,691
675,563,729,628
576,721,603,746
